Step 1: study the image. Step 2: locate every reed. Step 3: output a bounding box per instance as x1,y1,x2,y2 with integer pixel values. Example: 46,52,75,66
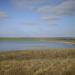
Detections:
0,48,75,75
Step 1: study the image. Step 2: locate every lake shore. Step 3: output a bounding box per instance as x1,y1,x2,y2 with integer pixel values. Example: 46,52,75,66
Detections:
0,37,75,44
0,38,75,51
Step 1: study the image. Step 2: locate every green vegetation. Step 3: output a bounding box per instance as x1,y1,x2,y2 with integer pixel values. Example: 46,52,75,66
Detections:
0,37,75,45
0,48,75,75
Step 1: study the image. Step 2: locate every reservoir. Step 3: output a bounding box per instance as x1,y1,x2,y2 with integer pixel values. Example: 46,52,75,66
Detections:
0,40,75,51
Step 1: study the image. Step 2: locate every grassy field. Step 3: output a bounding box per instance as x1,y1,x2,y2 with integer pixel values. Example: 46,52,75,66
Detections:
0,37,75,45
0,48,75,75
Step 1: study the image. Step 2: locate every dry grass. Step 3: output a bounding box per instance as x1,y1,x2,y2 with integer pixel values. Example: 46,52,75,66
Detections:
0,48,75,75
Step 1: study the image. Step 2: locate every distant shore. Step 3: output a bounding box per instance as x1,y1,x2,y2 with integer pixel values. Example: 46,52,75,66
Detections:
0,37,75,45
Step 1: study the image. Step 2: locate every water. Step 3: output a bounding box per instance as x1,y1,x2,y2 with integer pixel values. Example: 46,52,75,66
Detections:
0,40,75,51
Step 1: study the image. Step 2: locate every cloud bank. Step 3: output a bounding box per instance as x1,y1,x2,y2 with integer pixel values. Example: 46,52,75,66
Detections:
36,0,75,22
0,11,8,22
12,0,75,23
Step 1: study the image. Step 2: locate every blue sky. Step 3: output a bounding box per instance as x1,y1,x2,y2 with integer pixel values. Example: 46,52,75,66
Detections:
0,0,75,37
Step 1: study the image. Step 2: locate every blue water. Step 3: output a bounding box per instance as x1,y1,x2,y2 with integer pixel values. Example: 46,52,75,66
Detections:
0,40,75,51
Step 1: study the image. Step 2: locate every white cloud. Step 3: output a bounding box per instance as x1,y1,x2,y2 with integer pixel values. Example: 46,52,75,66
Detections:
0,11,8,18
37,5,53,14
22,22,38,26
0,11,8,22
11,0,75,24
12,0,48,10
35,0,75,23
42,15,59,21
52,0,75,16
37,0,75,16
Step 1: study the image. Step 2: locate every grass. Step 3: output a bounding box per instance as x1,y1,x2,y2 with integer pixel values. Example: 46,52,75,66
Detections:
0,37,75,45
0,48,75,75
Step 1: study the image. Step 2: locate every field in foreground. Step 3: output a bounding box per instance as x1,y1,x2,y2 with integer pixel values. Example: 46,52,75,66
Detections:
0,48,75,75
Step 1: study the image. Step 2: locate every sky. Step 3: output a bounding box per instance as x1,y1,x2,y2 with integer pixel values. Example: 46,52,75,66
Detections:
0,0,75,37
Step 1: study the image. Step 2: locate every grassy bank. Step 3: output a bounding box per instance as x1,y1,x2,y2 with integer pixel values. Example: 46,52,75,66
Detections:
0,48,75,75
0,37,75,45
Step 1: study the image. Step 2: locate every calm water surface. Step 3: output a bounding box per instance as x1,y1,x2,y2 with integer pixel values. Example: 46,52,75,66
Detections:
0,40,75,51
